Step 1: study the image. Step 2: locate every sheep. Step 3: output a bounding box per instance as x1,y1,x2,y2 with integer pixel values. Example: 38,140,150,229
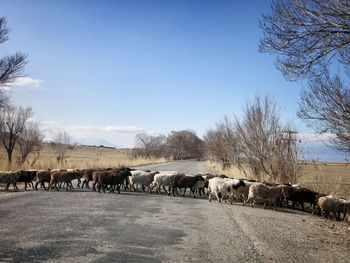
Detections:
35,169,64,190
316,195,350,221
92,170,111,192
92,167,132,193
129,170,157,192
207,177,246,203
0,171,22,191
271,184,293,207
200,174,229,195
47,170,83,191
15,170,37,190
231,180,255,203
262,181,279,187
81,169,94,189
340,198,350,221
150,171,179,195
245,182,283,209
193,174,207,196
64,169,83,187
287,187,318,210
172,174,205,197
107,167,132,193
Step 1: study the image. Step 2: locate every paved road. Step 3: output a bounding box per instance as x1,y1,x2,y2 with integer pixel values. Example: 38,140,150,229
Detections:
0,161,348,262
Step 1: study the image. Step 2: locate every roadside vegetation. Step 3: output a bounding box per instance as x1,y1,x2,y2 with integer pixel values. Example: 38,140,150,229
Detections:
0,144,168,171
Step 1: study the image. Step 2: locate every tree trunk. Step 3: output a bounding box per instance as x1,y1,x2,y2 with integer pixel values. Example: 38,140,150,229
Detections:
6,148,12,170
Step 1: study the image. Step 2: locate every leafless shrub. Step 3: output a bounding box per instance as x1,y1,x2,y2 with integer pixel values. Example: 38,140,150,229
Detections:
134,132,168,159
15,121,44,167
204,117,238,169
205,96,303,183
0,105,33,169
50,131,73,168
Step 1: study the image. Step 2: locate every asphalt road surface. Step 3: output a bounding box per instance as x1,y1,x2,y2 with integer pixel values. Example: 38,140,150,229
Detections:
0,161,348,262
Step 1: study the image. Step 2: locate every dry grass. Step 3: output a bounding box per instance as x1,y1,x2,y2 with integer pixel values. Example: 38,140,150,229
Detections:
0,144,168,170
206,161,350,198
206,161,252,179
298,162,350,198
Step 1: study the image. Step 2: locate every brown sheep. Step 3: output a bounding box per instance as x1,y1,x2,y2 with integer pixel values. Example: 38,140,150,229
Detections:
92,168,132,193
81,169,94,189
35,169,57,190
48,170,82,191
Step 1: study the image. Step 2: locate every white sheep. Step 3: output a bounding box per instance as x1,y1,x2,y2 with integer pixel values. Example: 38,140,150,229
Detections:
316,195,350,221
150,171,179,195
129,170,157,192
207,177,245,203
245,182,282,209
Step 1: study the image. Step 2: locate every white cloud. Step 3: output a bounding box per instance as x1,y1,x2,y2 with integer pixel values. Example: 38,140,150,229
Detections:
8,77,45,90
298,132,335,143
102,125,147,133
40,121,154,148
67,125,148,134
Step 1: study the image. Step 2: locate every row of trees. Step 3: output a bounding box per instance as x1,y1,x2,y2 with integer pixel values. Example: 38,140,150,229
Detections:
205,96,301,183
134,130,204,160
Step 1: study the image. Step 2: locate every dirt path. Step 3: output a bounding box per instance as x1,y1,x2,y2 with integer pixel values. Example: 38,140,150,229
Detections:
0,161,348,262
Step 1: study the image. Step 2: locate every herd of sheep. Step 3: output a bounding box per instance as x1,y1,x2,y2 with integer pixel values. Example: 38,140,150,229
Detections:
0,168,349,222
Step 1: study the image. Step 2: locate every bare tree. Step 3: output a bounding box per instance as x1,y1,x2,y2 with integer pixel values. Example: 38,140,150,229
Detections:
0,17,27,108
260,0,350,80
134,132,167,159
0,17,27,87
260,0,350,153
50,131,73,168
298,73,350,152
204,117,238,169
15,121,44,167
0,16,26,110
234,96,301,183
167,130,204,160
0,105,33,169
205,96,302,183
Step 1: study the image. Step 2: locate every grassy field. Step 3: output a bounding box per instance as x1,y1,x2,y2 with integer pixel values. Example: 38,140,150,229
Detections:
0,144,168,170
206,161,350,198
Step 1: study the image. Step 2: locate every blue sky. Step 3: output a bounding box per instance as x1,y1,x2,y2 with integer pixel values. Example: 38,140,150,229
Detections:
0,0,346,160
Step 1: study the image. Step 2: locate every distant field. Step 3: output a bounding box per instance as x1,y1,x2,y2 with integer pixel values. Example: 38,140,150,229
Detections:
299,162,350,198
0,144,167,170
207,161,350,198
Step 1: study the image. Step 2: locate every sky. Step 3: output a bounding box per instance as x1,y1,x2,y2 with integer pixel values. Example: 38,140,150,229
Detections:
0,0,347,161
